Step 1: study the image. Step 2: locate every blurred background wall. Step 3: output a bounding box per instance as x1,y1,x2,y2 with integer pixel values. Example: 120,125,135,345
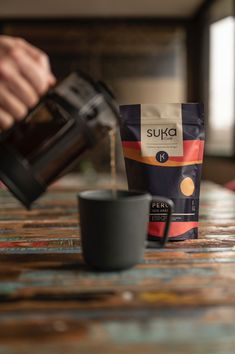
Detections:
0,0,234,184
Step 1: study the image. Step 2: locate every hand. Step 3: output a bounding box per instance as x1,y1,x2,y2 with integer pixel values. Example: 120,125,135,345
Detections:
0,35,56,131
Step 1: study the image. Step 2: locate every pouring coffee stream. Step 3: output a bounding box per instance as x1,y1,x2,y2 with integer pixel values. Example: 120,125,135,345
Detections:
0,71,120,208
109,127,117,197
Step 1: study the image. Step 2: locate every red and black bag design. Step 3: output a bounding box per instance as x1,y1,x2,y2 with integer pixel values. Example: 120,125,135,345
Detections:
120,103,205,240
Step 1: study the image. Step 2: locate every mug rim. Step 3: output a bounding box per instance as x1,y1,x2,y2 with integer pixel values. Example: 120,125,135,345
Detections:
78,189,151,202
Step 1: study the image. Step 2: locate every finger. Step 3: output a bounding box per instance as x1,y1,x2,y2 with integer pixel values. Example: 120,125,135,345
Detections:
18,38,44,58
0,36,48,70
6,77,39,108
16,46,57,87
0,59,39,108
16,38,53,75
12,49,51,95
0,35,15,51
0,83,27,120
0,37,56,87
0,106,14,130
17,38,48,64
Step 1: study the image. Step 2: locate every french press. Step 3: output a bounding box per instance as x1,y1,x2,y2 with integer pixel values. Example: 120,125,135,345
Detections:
0,71,120,208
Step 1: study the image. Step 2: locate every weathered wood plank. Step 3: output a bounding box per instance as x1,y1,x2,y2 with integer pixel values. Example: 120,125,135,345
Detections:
0,178,235,352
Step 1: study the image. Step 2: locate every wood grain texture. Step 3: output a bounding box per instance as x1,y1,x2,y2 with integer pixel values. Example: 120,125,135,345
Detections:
0,177,235,353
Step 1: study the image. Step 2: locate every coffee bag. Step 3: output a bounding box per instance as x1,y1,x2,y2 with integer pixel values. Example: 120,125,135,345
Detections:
120,103,205,240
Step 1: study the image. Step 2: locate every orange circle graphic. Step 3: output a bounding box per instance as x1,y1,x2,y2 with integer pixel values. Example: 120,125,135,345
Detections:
180,177,195,196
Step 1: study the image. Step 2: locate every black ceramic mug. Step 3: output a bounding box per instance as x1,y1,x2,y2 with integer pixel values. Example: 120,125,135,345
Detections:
78,190,173,271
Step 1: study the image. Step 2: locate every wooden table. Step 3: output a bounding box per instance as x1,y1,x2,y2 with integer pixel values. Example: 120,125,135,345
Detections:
0,177,235,354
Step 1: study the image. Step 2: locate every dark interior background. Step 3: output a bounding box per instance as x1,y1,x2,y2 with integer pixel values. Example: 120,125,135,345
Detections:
0,0,234,184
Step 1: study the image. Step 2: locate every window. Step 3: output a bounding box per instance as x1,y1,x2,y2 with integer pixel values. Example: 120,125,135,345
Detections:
207,16,235,156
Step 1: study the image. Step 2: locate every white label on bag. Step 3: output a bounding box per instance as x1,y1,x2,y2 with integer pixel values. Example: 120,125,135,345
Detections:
141,104,183,157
